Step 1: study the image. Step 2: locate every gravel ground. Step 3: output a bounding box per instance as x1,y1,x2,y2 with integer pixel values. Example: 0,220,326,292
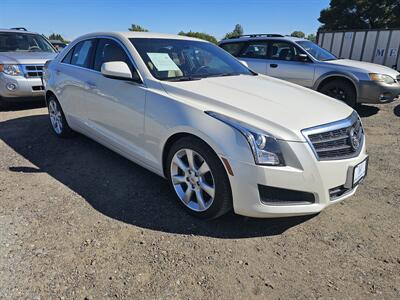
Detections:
0,101,399,299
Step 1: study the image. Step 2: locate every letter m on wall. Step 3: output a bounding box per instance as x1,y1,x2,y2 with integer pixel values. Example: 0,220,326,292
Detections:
376,48,385,57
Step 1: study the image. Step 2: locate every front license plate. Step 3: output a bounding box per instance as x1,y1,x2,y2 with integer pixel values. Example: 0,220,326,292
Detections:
353,158,368,186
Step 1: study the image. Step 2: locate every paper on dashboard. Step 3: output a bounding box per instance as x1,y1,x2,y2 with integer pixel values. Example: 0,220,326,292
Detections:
147,53,181,71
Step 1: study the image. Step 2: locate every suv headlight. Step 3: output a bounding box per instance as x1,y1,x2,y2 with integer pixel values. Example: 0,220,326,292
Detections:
206,111,285,166
369,73,395,84
0,64,22,76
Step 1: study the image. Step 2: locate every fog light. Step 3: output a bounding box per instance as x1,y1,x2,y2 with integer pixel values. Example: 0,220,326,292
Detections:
6,83,17,91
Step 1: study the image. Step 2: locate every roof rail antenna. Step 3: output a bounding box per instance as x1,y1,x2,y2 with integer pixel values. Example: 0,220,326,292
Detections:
10,27,27,31
231,34,285,39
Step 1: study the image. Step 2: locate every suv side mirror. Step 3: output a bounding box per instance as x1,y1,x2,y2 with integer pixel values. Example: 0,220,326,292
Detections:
101,61,132,80
296,53,309,62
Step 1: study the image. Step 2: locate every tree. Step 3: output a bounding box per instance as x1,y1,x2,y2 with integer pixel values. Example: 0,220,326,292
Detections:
223,24,244,39
128,24,148,32
307,34,317,43
178,31,218,44
319,0,400,31
48,33,68,43
290,31,306,38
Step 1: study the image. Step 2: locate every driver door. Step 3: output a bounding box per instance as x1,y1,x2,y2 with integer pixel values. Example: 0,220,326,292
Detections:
266,40,315,87
85,38,147,159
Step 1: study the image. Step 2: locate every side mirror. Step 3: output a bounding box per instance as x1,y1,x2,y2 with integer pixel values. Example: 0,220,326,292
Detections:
239,60,249,67
101,61,132,80
296,53,309,62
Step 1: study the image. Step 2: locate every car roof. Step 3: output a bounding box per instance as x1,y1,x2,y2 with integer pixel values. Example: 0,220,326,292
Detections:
219,35,307,44
0,29,40,35
76,31,207,43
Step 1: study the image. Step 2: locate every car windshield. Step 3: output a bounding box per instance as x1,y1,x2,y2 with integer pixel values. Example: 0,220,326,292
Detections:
130,38,254,81
0,32,55,53
296,40,337,61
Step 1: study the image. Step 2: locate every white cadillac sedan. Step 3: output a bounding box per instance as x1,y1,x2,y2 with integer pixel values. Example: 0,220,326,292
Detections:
43,32,368,219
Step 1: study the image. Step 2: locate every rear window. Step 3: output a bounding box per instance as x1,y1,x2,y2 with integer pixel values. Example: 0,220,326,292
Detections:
239,42,268,58
219,42,246,56
70,40,96,68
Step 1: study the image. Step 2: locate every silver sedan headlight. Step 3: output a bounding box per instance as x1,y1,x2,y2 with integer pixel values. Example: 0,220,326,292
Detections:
206,111,285,166
0,64,22,76
369,73,396,84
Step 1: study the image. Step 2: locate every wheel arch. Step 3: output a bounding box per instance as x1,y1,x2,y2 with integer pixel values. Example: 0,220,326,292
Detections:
161,130,224,178
314,73,359,98
45,89,57,106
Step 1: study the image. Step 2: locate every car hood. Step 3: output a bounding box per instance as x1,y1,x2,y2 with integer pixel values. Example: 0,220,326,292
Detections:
324,59,400,78
161,74,353,142
0,52,57,65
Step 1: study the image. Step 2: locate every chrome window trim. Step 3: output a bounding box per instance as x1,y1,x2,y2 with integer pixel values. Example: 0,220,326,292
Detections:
301,111,364,161
58,35,145,86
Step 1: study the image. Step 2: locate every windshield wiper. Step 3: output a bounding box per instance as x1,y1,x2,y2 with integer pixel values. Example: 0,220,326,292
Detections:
196,72,240,79
164,76,202,82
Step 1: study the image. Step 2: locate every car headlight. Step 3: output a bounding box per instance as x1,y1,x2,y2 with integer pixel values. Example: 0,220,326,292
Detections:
369,73,395,84
0,64,22,76
206,111,285,166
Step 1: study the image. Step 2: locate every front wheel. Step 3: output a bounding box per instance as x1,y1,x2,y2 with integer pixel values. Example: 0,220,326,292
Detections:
166,136,232,219
47,96,74,138
319,79,357,107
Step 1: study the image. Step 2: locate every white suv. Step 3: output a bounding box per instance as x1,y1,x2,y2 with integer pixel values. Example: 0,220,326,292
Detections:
43,32,368,219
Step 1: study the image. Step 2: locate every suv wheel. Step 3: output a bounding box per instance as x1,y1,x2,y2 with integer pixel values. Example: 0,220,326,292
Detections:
47,96,74,137
319,79,357,107
166,136,232,219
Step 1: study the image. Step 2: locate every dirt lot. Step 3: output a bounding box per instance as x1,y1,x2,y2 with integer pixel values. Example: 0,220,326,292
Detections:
0,100,399,299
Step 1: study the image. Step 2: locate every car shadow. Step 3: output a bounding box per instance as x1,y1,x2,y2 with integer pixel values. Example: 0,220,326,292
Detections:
0,114,314,238
1,100,46,111
394,104,400,117
355,104,379,117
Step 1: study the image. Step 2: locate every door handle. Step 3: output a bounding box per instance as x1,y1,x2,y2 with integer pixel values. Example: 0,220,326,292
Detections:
55,69,61,75
270,64,278,68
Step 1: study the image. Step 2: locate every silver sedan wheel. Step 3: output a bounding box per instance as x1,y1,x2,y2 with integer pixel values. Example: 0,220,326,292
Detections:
48,99,63,135
170,149,215,212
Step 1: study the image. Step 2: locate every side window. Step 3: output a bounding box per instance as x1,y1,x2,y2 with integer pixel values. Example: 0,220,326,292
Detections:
239,42,268,59
219,42,245,57
269,41,302,61
62,47,74,64
94,38,140,81
71,39,96,68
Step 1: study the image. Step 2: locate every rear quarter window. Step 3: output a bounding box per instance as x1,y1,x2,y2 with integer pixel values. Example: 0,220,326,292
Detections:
220,42,246,56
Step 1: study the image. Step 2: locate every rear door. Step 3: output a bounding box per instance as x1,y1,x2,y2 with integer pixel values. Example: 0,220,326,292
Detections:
266,40,315,87
220,41,268,74
57,39,97,127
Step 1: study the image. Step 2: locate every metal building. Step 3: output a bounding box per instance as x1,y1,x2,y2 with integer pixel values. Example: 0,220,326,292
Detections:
317,29,400,70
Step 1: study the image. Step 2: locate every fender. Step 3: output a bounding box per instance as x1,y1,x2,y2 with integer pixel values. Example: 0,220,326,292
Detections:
313,71,360,97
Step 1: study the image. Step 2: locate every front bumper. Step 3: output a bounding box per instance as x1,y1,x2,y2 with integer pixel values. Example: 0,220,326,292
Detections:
225,141,368,218
0,73,45,100
358,80,400,104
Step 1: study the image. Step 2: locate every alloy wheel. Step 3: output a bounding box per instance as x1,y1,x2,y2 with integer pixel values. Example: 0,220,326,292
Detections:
170,148,215,212
48,99,63,135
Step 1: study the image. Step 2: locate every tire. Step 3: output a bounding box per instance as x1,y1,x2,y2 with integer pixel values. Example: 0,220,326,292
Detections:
166,136,232,219
47,95,75,138
319,79,357,107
